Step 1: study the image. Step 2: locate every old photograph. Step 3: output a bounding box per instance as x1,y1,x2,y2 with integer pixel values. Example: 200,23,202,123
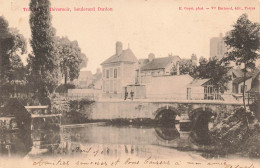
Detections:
0,0,260,167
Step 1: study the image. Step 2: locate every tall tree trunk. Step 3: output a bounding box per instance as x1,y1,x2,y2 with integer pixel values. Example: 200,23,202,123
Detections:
243,63,250,132
243,65,246,109
64,74,67,86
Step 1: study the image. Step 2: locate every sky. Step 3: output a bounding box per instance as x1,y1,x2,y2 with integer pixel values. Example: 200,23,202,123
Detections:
0,0,259,73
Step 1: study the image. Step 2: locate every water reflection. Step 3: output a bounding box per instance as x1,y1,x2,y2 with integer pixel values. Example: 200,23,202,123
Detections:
29,130,61,157
0,131,32,157
190,115,214,145
0,123,214,158
154,127,180,141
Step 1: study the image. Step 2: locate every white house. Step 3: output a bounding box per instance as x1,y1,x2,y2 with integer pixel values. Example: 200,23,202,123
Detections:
100,41,138,98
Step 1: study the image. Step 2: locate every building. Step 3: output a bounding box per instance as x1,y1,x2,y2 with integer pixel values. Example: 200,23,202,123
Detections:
210,33,227,60
136,54,181,84
88,68,102,90
232,68,260,93
146,75,193,99
74,68,94,88
232,75,253,95
248,70,260,95
101,41,138,98
187,79,221,100
220,67,260,102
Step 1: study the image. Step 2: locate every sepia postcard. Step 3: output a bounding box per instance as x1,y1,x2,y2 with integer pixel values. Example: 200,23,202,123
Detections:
0,0,260,168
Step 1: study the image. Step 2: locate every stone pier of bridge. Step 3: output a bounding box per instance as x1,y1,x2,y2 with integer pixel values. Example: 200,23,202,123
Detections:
82,99,242,131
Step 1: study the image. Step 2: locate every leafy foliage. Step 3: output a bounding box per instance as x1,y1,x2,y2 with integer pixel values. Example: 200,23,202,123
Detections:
192,58,231,92
0,16,27,99
199,56,208,65
223,14,260,68
210,107,260,158
55,36,84,85
223,13,260,108
179,59,196,75
55,83,76,93
79,53,88,69
29,0,59,102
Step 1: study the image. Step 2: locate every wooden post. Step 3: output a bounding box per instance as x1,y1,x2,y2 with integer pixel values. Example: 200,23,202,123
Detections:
248,92,250,106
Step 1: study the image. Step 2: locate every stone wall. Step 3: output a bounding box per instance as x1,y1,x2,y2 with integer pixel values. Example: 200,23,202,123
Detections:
81,100,242,120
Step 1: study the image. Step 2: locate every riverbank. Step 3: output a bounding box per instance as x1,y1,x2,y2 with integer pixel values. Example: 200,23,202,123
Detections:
209,107,260,158
52,97,260,159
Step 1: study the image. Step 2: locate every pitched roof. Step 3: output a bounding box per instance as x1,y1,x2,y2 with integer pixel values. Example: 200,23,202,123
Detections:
138,58,149,66
78,70,93,79
232,76,252,84
140,56,180,71
252,68,260,80
88,73,102,88
101,49,138,65
232,68,260,84
232,69,244,78
188,79,211,87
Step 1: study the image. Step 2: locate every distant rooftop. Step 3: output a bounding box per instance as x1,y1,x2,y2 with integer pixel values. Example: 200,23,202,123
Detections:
188,78,211,87
101,48,138,65
78,70,93,80
140,56,180,71
232,68,260,84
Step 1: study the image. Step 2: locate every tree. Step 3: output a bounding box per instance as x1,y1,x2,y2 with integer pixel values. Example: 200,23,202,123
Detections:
56,36,83,85
192,58,231,92
29,0,59,103
178,59,196,75
199,56,208,65
223,14,260,109
79,53,88,69
0,16,27,99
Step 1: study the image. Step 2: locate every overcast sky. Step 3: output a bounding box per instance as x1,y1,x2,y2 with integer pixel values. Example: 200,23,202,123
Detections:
0,0,259,72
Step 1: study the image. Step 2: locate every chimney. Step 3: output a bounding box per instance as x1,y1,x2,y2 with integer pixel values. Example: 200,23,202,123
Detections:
148,53,155,62
116,41,123,56
176,62,180,75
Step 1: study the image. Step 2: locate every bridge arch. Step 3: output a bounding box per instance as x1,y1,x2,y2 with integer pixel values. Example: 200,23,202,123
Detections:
154,127,180,142
154,106,180,126
189,107,216,145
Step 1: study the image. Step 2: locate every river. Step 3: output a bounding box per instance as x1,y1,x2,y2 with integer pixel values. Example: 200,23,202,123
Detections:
0,122,215,159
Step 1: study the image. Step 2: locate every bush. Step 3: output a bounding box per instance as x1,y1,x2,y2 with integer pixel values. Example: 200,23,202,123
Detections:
55,84,75,93
210,107,260,158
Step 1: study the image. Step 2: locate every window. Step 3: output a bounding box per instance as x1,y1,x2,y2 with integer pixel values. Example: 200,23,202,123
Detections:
114,68,117,78
240,85,247,93
106,70,109,78
109,68,113,78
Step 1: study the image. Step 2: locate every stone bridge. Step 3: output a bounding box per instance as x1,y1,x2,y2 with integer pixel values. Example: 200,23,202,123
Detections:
84,99,242,123
83,99,242,144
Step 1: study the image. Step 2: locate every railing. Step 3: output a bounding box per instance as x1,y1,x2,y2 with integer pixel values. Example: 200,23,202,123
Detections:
146,92,224,101
56,92,100,101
